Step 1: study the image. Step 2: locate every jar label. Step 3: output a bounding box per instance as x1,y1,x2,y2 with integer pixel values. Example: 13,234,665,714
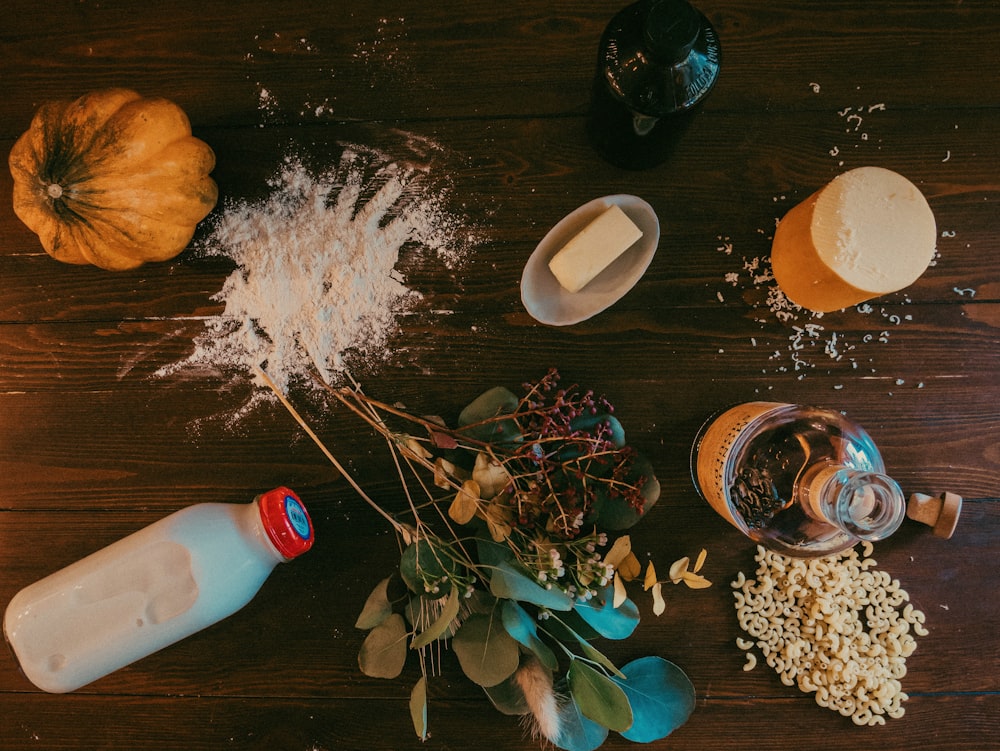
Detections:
693,402,783,527
284,495,312,540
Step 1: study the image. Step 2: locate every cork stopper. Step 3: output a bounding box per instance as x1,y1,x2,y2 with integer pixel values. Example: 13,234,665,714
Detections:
906,492,962,539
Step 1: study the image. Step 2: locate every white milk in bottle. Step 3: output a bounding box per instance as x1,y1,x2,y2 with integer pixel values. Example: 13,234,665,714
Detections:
3,487,313,692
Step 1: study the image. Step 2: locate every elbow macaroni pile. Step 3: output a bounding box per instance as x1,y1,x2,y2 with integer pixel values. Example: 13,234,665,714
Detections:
732,542,927,726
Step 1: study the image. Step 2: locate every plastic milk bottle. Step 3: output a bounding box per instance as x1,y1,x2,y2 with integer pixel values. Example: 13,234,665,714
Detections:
3,487,313,692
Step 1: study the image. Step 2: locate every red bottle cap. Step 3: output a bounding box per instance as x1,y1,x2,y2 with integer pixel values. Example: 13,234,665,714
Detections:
258,487,314,559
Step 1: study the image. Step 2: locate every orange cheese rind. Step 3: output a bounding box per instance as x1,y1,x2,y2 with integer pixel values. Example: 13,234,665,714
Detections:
771,167,936,313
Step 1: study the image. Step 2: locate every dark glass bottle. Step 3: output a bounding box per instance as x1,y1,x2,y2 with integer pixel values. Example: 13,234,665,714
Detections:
587,0,721,170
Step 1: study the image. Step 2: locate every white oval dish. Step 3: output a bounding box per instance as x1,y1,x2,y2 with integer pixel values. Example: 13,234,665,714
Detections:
520,194,660,326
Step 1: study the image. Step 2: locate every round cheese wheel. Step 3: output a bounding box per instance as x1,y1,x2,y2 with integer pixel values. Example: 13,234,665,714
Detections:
771,167,936,313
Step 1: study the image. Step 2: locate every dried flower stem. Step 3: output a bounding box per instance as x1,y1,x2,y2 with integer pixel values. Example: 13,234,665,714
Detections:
256,367,406,535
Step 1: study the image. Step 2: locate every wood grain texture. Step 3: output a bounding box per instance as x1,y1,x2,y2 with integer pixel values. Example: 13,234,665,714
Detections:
0,1,997,749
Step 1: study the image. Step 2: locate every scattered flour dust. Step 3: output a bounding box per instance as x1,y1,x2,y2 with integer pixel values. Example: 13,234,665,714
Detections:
157,146,478,418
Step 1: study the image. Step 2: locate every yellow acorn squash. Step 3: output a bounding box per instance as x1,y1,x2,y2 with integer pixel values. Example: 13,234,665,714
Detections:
8,88,218,271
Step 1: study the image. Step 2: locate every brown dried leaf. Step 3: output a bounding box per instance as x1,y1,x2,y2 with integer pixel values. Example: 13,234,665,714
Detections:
472,451,509,500
481,500,512,542
681,571,713,589
694,547,708,573
603,535,632,568
448,480,480,524
643,561,658,591
430,430,459,450
434,457,462,489
618,552,642,582
669,556,690,584
404,438,432,460
652,582,666,616
613,572,628,608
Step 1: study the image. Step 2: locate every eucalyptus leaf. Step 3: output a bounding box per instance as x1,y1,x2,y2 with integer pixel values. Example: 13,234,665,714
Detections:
574,585,639,640
543,613,624,679
409,676,429,740
568,413,626,448
613,656,696,743
476,536,515,568
482,675,530,716
457,386,522,444
490,561,574,611
592,452,660,531
411,587,461,649
501,600,558,671
568,660,633,733
553,694,609,751
358,613,408,679
576,640,625,680
355,576,393,630
399,538,457,598
452,611,520,687
543,608,599,642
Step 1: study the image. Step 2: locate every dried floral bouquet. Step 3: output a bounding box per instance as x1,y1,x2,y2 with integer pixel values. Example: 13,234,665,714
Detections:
267,369,697,751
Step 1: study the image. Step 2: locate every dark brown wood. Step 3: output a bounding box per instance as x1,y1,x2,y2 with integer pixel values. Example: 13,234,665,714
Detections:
1,1,997,749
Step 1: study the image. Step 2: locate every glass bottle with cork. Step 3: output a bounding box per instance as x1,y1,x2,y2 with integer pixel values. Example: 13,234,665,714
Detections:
588,0,721,170
690,403,961,557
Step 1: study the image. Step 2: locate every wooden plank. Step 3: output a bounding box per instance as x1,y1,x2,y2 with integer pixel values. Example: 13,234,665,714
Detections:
1,499,996,694
1,108,997,313
2,0,999,140
0,677,996,749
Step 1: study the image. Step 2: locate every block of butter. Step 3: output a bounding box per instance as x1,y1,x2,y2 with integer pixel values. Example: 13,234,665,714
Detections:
771,166,937,313
548,204,644,293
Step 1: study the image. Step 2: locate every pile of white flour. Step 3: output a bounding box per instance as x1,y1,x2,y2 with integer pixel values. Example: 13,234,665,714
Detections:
158,146,475,408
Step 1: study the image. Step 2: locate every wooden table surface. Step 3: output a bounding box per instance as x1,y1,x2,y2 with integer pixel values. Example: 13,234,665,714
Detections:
1,1,997,749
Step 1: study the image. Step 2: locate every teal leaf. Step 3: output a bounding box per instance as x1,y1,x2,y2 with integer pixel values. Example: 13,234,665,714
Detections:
554,694,609,751
452,611,520,687
354,576,393,630
457,386,522,443
574,586,639,640
568,660,633,732
490,561,575,611
501,600,558,671
409,676,428,740
358,613,408,679
542,613,624,679
555,414,626,466
568,413,626,448
592,452,660,531
613,656,696,743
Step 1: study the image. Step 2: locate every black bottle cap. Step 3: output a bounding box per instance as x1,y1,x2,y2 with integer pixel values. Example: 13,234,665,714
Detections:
643,0,702,63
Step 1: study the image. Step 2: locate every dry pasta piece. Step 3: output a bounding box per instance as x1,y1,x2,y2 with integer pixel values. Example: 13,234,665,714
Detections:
732,544,926,725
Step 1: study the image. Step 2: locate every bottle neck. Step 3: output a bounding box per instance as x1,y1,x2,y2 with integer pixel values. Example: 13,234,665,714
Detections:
799,465,905,541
